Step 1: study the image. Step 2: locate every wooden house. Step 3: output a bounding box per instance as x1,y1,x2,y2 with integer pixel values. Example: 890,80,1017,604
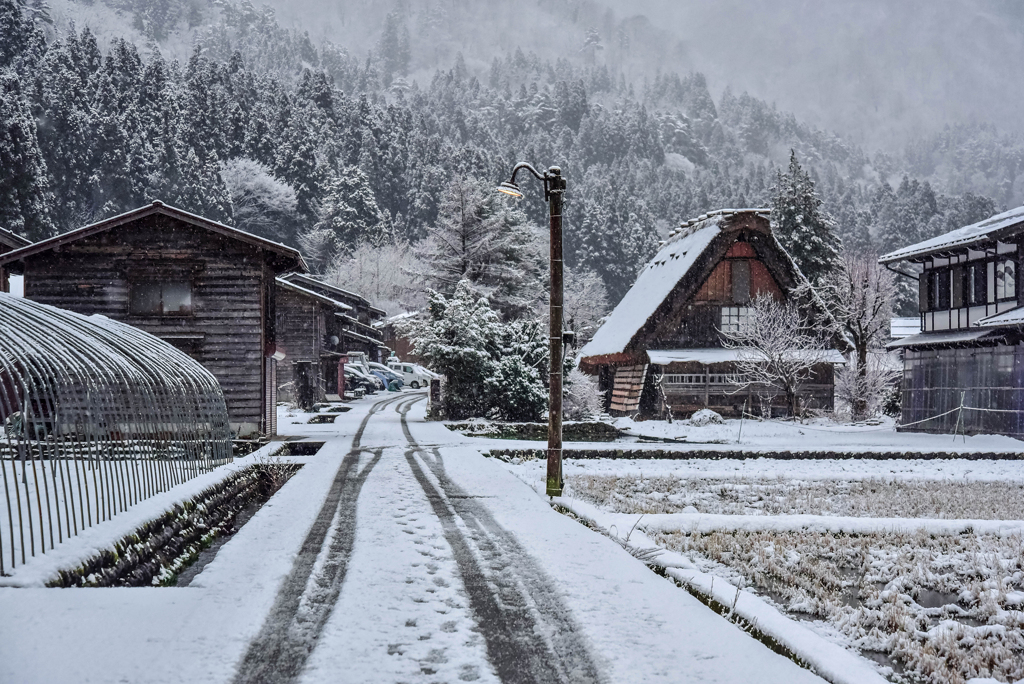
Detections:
277,273,389,395
579,209,842,418
0,201,306,438
0,227,31,293
274,276,352,404
879,205,1024,438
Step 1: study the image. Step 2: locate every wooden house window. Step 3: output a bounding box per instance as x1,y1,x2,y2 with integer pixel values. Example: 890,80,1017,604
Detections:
720,306,750,333
129,281,193,316
731,260,751,304
996,259,1016,300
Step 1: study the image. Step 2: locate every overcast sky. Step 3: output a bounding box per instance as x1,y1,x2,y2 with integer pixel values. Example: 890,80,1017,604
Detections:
239,0,1024,148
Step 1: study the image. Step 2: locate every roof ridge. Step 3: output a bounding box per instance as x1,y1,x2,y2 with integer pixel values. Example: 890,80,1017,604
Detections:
661,208,770,247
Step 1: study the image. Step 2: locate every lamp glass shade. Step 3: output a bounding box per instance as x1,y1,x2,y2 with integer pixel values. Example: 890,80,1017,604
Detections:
497,181,523,198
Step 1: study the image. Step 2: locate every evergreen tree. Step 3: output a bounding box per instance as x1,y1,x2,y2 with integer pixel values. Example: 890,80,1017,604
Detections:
315,164,385,245
376,11,410,87
0,70,53,239
409,282,502,419
416,175,544,320
769,150,842,286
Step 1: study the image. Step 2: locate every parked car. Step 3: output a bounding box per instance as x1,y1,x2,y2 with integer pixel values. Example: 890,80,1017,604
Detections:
368,362,404,389
387,360,434,389
344,365,381,393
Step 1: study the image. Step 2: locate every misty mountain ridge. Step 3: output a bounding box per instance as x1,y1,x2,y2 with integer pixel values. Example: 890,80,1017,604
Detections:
43,0,1024,207
2,0,1019,313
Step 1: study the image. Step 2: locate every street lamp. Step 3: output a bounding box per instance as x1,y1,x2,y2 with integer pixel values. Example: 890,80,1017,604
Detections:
498,162,566,497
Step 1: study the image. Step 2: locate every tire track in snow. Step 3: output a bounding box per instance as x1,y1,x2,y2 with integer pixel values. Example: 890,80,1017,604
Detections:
232,393,410,684
398,398,607,684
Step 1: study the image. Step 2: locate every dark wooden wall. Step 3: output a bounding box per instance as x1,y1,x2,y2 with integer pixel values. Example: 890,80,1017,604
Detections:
902,343,1024,438
275,288,324,402
21,213,272,437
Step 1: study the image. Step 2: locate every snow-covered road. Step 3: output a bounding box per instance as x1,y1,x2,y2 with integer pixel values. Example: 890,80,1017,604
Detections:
0,393,827,683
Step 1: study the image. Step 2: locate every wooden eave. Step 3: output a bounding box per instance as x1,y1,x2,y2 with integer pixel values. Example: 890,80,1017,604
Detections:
276,277,353,311
0,227,31,251
0,201,308,274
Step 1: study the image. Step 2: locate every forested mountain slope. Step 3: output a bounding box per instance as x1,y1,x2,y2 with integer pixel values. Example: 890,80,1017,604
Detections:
1,0,1020,305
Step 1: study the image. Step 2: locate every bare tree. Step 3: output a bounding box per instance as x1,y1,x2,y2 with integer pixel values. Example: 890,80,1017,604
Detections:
816,251,897,420
327,237,425,314
719,294,832,418
562,266,610,345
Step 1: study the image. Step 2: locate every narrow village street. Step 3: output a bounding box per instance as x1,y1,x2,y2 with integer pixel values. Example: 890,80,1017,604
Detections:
1,391,828,684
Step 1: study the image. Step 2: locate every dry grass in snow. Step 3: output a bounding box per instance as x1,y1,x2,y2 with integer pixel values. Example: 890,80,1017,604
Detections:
568,474,1024,520
654,528,1024,684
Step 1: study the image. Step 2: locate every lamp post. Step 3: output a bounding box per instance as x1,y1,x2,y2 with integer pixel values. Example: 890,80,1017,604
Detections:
498,163,566,497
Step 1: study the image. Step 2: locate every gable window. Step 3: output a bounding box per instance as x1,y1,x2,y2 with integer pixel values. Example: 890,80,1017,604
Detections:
996,259,1016,300
130,281,193,315
720,306,750,333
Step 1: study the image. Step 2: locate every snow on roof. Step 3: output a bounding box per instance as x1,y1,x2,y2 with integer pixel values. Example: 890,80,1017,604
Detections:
974,305,1024,328
890,317,922,339
886,328,998,349
281,273,387,317
580,216,724,358
647,348,846,365
0,201,308,273
275,277,352,311
879,205,1024,264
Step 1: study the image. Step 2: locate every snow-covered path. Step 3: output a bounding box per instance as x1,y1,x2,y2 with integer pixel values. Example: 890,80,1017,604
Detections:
0,393,828,684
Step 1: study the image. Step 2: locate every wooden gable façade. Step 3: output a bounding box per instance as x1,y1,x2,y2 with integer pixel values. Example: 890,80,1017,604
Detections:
0,202,305,438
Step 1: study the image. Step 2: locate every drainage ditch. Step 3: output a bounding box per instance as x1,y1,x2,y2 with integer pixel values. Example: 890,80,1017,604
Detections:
47,460,302,588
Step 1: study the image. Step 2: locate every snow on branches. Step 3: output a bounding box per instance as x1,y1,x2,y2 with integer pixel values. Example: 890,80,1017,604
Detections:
719,293,832,418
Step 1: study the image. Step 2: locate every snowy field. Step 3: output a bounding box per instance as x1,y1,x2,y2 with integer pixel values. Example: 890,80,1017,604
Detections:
501,453,1024,684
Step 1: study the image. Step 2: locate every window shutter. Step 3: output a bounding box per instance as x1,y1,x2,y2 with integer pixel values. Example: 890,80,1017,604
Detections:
919,273,930,311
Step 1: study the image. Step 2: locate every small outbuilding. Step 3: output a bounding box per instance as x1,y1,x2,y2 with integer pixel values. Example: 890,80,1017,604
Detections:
879,205,1024,438
579,209,842,418
0,201,306,438
275,273,389,395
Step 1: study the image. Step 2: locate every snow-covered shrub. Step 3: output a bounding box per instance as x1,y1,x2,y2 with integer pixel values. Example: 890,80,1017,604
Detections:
486,356,546,422
689,408,724,426
406,282,502,419
563,368,603,421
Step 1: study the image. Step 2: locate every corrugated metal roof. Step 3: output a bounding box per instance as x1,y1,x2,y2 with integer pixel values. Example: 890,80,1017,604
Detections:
974,306,1024,328
879,205,1024,264
886,328,997,349
647,348,846,365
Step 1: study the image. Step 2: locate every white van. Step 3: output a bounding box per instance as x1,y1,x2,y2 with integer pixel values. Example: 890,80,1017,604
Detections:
387,360,433,389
